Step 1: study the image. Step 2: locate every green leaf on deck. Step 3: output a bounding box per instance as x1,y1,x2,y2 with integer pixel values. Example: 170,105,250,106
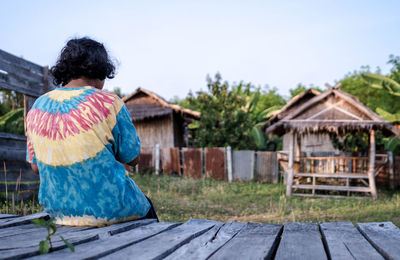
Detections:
60,235,75,252
39,240,50,254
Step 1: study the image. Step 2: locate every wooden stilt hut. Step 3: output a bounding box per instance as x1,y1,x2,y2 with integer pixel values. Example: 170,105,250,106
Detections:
122,88,200,148
264,85,400,198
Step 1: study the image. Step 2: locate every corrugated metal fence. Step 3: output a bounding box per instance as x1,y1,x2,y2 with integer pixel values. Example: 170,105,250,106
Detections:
138,146,280,183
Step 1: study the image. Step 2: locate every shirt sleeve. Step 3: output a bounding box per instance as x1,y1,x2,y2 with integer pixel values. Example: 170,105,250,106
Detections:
26,134,37,164
111,103,141,164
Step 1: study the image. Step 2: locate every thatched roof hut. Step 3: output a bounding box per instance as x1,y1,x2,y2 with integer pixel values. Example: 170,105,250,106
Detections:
123,88,200,148
263,86,400,198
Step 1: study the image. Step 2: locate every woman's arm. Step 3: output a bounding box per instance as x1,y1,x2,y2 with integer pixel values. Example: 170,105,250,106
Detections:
122,156,139,171
30,163,39,175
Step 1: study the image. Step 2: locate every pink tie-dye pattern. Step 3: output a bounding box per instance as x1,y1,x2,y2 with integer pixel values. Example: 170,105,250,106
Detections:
27,91,116,140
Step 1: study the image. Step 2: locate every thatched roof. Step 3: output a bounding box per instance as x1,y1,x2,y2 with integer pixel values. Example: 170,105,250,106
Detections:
122,88,200,121
262,89,320,131
265,87,400,137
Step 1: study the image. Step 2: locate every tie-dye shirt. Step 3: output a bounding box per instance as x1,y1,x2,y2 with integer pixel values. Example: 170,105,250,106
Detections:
26,86,150,227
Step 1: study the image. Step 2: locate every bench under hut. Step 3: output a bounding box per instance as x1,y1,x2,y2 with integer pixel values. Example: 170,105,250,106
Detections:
263,84,400,198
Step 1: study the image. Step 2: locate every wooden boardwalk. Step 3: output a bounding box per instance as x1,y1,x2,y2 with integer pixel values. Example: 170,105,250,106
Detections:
1,213,399,259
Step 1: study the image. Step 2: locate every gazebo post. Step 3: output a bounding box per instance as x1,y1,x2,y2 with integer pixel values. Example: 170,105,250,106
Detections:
368,130,377,199
286,130,295,196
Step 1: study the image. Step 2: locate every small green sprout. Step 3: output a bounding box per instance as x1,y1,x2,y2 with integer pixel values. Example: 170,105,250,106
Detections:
32,218,75,254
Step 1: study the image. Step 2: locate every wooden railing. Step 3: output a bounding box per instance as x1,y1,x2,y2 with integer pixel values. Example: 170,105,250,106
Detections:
299,154,388,175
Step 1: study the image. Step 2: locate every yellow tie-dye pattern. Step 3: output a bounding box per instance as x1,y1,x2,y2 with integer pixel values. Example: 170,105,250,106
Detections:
46,88,88,101
55,214,141,227
28,97,124,166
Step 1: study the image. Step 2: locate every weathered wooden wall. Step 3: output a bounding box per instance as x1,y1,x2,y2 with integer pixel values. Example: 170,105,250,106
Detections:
0,49,54,197
134,116,174,148
283,133,338,154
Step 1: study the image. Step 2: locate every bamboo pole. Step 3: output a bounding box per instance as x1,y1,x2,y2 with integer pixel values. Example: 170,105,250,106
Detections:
368,130,377,199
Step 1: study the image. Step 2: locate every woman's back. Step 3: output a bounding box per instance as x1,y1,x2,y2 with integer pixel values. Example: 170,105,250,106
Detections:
26,86,150,226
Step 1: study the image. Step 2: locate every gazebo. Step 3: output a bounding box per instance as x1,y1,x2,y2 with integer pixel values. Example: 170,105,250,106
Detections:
264,84,400,198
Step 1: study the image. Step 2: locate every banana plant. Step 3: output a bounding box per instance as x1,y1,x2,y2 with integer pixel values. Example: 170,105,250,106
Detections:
361,73,400,96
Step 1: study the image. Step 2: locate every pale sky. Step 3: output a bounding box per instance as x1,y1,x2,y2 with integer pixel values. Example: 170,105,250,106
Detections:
1,0,399,100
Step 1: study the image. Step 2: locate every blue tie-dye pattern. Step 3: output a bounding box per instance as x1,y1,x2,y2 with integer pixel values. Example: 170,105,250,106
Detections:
32,88,97,114
26,89,150,223
37,148,149,220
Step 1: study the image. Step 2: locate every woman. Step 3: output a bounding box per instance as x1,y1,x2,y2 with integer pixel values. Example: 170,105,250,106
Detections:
26,37,158,226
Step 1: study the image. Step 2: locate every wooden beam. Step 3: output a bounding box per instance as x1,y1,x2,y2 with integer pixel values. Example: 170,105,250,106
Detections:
292,184,371,192
368,130,378,199
293,193,367,199
286,130,295,196
295,173,369,179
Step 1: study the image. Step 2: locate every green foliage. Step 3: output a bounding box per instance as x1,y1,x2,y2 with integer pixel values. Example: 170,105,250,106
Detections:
0,89,24,115
185,73,285,150
385,137,400,156
32,218,74,254
289,83,323,99
111,87,125,98
330,132,385,154
0,108,24,135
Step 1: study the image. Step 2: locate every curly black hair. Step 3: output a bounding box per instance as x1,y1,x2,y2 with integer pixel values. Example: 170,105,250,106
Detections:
50,37,116,86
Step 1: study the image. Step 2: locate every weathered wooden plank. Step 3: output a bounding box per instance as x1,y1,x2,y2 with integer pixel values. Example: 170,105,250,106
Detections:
101,219,218,260
232,150,255,181
165,221,246,260
0,49,44,76
0,230,97,260
293,184,371,192
0,73,44,97
0,214,17,219
0,212,48,228
320,222,383,260
358,222,400,259
293,193,366,199
295,173,369,178
0,219,156,259
275,222,327,260
0,223,85,239
0,57,44,83
209,223,282,260
29,222,179,260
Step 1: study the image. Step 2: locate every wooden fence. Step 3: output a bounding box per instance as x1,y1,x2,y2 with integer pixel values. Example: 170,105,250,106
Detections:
0,49,54,198
137,146,280,183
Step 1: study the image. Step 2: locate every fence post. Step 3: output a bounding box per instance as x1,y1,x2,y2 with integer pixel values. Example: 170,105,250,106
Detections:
388,151,394,189
154,144,160,175
226,146,233,182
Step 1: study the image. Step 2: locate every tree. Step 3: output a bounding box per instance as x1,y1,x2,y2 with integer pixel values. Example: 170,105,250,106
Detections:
289,83,323,99
187,73,285,150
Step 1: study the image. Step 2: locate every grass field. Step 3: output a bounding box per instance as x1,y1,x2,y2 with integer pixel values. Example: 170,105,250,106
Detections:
1,173,400,226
